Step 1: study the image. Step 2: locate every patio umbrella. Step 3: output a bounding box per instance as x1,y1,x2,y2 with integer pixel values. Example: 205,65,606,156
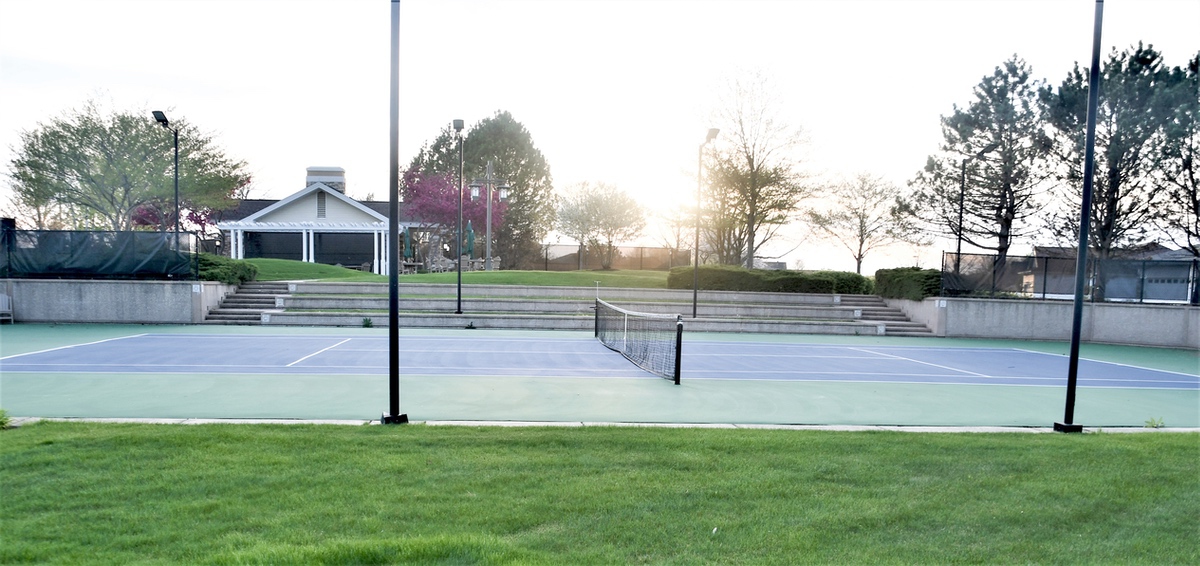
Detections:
465,221,475,258
403,227,413,259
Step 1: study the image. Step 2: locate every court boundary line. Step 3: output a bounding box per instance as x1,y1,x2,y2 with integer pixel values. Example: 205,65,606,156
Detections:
682,376,1197,390
846,346,993,378
287,338,352,367
0,333,149,360
1014,348,1200,378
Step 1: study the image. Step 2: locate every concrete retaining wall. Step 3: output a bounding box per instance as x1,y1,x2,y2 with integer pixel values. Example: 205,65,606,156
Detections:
288,282,844,305
1,279,234,324
262,311,887,335
888,297,1199,350
280,295,863,320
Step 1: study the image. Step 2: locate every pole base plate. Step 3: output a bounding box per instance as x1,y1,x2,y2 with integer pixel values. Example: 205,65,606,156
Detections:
1053,422,1084,433
381,413,409,425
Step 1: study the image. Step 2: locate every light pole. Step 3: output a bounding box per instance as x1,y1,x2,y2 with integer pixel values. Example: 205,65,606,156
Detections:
693,128,719,319
955,142,998,275
453,119,465,314
151,111,179,249
469,160,510,271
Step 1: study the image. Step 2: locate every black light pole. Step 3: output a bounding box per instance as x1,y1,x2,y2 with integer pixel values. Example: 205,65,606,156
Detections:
382,0,407,425
151,110,179,249
1056,0,1105,434
692,128,719,319
470,161,509,272
454,119,465,314
955,142,998,274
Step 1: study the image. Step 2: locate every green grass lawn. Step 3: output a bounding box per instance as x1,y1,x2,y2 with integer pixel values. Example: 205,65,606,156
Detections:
3,422,1197,564
247,258,669,288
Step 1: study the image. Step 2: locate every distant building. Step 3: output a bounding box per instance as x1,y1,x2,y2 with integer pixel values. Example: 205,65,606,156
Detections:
214,167,420,274
1021,243,1196,302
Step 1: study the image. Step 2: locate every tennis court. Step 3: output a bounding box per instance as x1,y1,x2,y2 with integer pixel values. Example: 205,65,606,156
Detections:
2,323,1196,427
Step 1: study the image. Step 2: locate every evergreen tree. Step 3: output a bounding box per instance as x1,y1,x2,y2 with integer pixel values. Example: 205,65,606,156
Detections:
1040,43,1179,259
907,56,1050,268
1154,53,1200,256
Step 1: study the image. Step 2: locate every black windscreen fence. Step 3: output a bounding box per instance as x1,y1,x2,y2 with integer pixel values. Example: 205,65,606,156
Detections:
942,252,1199,305
0,229,198,280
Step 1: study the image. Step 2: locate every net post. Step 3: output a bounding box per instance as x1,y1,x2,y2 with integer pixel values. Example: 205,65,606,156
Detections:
593,298,599,338
673,314,683,385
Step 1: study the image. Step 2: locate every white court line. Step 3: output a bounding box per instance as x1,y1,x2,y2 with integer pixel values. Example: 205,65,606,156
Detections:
0,333,148,360
1014,348,1200,378
847,347,993,378
286,338,352,367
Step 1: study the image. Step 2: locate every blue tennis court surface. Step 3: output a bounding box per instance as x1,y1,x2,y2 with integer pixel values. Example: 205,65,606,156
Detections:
2,333,1194,390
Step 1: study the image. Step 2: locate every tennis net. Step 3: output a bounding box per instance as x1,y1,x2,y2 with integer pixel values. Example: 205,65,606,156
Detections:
595,298,683,384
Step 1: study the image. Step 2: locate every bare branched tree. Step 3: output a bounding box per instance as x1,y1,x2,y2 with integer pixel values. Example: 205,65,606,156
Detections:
707,72,812,268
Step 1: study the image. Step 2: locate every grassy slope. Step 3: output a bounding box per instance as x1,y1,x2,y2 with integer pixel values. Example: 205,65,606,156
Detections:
247,258,669,288
2,422,1196,564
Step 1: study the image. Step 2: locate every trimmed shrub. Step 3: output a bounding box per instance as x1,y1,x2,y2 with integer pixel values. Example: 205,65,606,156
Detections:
198,253,258,285
668,265,872,294
874,267,941,300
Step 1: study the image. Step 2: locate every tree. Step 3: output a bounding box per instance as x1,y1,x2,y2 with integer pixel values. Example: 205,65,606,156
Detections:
651,206,693,267
906,56,1050,268
400,168,505,257
556,181,645,270
6,99,251,231
805,174,922,274
1040,43,1180,259
555,182,594,270
589,183,645,270
1154,53,1200,256
700,171,749,265
408,111,555,269
708,73,811,268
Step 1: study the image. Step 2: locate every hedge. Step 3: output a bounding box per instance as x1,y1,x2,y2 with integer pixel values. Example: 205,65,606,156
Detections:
874,267,941,300
667,265,872,294
198,253,258,285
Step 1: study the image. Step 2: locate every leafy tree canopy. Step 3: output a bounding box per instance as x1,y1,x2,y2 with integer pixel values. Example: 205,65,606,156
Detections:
6,99,250,232
407,111,554,268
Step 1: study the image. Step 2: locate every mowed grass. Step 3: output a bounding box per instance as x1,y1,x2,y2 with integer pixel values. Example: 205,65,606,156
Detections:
247,257,670,288
2,423,1197,565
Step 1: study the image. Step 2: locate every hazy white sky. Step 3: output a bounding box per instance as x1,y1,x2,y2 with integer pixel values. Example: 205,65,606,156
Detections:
1,0,1197,272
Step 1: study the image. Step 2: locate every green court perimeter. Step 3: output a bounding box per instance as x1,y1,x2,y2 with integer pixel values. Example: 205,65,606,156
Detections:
2,323,1196,428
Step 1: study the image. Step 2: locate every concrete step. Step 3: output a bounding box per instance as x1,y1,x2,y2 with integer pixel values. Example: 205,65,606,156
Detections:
203,281,290,325
221,297,277,306
265,282,934,336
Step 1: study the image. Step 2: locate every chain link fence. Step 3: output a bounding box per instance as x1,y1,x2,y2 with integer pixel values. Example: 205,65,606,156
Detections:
536,244,692,271
942,252,1199,305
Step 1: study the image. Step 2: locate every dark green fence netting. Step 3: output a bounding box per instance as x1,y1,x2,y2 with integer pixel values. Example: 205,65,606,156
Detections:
1,229,198,280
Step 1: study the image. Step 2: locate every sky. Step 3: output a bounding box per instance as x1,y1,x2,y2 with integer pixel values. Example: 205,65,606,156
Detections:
1,0,1197,273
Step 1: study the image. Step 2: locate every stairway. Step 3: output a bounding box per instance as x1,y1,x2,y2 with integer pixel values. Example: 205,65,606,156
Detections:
840,295,933,336
204,282,289,325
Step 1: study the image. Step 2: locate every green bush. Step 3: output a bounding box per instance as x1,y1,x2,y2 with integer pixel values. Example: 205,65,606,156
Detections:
198,253,258,285
874,267,941,300
668,265,872,294
0,408,10,430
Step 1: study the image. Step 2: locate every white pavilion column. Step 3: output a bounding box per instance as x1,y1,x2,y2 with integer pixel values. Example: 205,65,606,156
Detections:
373,231,381,274
233,229,245,259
